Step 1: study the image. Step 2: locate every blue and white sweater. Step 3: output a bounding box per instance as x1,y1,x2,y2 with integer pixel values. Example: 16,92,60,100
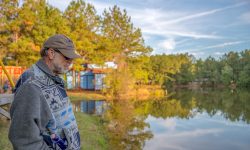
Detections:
9,59,81,150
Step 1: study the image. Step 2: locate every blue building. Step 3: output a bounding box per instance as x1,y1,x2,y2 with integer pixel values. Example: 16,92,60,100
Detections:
80,100,106,115
80,69,106,90
66,62,116,90
66,69,106,90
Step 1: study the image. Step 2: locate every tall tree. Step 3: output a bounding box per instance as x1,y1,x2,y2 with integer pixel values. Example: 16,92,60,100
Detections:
238,50,250,87
148,54,192,85
101,5,151,96
64,0,104,69
222,51,240,83
202,56,221,85
4,0,68,66
221,65,234,85
101,5,151,69
0,0,19,61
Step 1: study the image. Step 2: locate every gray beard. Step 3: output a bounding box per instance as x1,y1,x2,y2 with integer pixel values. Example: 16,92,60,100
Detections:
54,65,68,75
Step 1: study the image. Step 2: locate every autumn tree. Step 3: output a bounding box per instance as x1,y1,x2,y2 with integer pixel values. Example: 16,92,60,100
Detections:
0,0,19,62
101,5,151,98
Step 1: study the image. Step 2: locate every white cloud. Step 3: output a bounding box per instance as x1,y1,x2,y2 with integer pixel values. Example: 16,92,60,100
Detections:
160,118,177,131
145,115,156,122
159,2,247,26
145,128,223,150
206,41,244,49
194,41,245,52
158,39,176,50
127,2,247,41
167,128,223,138
143,29,220,39
46,0,249,58
215,52,224,56
240,11,250,24
146,116,177,130
178,41,245,54
83,1,222,40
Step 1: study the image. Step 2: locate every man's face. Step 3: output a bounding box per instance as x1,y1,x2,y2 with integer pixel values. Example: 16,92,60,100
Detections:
52,49,73,75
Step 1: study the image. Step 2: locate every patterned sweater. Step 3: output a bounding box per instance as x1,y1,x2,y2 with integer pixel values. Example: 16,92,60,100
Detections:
9,59,80,150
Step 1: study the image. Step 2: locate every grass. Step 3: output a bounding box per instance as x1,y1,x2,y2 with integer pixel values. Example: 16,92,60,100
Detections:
67,85,165,101
1,86,164,149
0,113,108,150
0,119,11,150
75,112,108,150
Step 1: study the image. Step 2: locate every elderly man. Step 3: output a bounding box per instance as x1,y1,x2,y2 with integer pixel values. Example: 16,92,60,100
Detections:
9,34,81,150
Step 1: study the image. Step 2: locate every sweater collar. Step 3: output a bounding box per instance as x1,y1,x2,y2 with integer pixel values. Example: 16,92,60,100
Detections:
36,59,65,87
36,59,55,77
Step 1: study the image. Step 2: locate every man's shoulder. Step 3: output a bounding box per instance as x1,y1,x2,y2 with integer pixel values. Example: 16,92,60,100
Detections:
15,79,41,92
15,63,51,92
21,68,35,80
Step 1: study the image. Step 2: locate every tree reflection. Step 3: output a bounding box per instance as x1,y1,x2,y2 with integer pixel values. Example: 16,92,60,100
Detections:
134,98,196,119
78,89,250,149
103,100,153,150
140,88,250,124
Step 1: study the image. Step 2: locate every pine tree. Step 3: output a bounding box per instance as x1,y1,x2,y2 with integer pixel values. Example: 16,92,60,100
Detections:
0,0,19,62
101,5,151,69
64,0,103,69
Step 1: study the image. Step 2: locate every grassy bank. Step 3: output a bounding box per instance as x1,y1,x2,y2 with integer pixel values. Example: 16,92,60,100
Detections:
67,85,166,101
0,120,11,150
0,113,108,150
75,112,108,150
67,90,106,101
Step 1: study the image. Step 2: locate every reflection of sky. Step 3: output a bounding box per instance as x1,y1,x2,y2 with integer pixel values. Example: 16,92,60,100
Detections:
144,112,250,150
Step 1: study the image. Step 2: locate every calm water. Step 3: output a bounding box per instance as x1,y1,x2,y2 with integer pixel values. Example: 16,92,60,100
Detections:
75,89,250,150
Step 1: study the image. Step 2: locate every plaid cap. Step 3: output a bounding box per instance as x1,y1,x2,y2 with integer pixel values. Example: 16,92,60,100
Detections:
42,34,81,59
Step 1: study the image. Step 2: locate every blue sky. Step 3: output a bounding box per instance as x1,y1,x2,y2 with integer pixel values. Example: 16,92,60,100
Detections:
47,0,250,59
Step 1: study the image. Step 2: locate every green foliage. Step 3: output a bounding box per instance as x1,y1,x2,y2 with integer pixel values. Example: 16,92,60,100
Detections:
103,100,153,149
128,55,150,84
221,65,233,85
192,50,250,87
101,5,151,67
0,0,19,60
148,50,250,88
1,0,249,89
174,63,194,84
148,53,193,85
100,5,151,96
238,50,250,87
0,113,109,150
75,112,109,150
64,0,104,67
238,63,250,87
1,0,69,66
0,120,11,150
202,56,222,85
102,68,135,99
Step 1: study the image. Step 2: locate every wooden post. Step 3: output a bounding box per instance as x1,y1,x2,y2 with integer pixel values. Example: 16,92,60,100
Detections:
0,60,15,88
0,94,14,119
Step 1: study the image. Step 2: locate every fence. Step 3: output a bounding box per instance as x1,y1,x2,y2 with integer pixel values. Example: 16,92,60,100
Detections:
0,66,26,86
0,94,13,119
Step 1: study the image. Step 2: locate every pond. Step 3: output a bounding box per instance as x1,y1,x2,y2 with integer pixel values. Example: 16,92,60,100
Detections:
73,88,250,150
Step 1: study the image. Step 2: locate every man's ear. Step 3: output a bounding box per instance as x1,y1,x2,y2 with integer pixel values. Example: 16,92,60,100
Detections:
47,48,55,60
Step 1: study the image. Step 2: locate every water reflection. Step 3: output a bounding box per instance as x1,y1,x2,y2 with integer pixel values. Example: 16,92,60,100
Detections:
74,89,250,150
139,89,250,150
103,100,153,150
73,100,106,115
